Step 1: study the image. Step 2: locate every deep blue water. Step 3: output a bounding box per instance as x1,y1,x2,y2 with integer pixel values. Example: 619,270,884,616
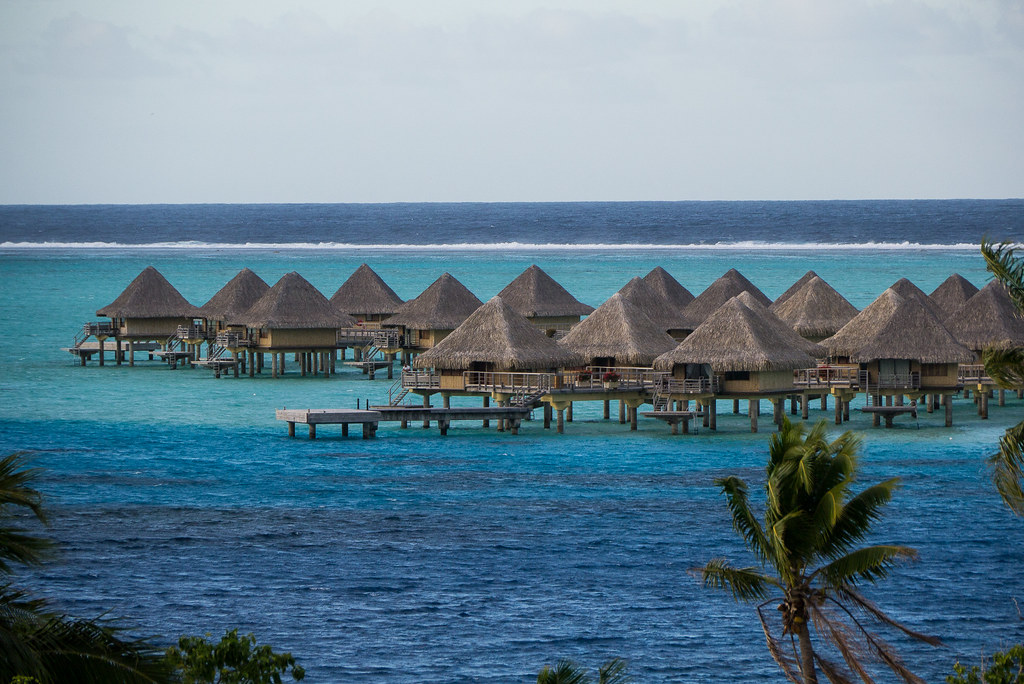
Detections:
1,201,1023,682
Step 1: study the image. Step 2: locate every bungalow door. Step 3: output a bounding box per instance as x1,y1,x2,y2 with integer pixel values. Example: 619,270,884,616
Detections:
878,359,911,388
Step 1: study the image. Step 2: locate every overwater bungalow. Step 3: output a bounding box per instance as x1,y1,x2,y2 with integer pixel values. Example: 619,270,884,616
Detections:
559,292,677,368
654,295,822,432
329,263,404,328
234,272,356,378
678,268,772,335
642,267,694,310
821,289,974,425
929,273,979,321
383,273,482,355
888,277,946,321
944,281,1024,405
195,267,270,338
771,270,819,309
616,277,688,338
95,266,201,366
769,275,859,342
495,265,594,336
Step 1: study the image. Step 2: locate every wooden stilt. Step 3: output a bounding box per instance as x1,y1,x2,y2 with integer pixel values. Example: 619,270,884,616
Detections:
603,399,610,420
129,341,135,367
821,394,827,411
630,406,638,431
443,394,450,409
308,423,316,439
482,396,490,428
116,339,122,365
749,399,758,433
773,398,783,429
843,398,850,422
272,353,279,378
702,402,710,428
619,400,626,424
801,394,809,419
543,404,551,429
341,423,349,437
98,338,105,366
288,421,295,437
709,399,717,431
945,394,953,427
422,396,431,428
980,390,989,419
835,397,842,425
557,409,565,434
999,389,1006,406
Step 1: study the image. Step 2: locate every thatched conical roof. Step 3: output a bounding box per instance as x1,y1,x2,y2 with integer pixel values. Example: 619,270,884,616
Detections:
821,289,974,363
558,292,678,366
680,268,772,331
236,272,356,329
329,263,404,316
384,273,482,330
888,277,945,321
616,277,687,332
769,276,859,341
496,265,594,318
929,273,979,321
653,295,818,372
97,266,200,318
198,268,270,322
413,296,584,371
944,281,1024,351
643,267,694,309
734,291,826,357
771,270,820,310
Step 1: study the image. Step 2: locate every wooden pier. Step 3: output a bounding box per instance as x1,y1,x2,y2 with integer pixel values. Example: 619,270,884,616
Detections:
277,405,532,439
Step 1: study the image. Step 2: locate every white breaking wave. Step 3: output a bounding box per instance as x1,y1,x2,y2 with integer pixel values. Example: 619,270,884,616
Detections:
0,240,986,251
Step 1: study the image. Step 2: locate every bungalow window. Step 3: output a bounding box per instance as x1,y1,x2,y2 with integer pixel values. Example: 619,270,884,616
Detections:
921,363,948,377
724,371,750,381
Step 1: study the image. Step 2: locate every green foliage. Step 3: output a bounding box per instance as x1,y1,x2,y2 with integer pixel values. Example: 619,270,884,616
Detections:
164,629,304,684
700,418,938,683
948,644,1024,683
981,238,1024,515
0,453,52,574
536,658,629,684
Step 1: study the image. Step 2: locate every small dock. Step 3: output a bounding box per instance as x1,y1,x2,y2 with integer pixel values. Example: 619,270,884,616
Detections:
277,405,532,439
641,410,705,434
860,405,918,428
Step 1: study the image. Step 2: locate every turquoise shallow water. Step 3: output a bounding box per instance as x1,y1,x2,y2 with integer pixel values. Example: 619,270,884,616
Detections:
1,245,1023,682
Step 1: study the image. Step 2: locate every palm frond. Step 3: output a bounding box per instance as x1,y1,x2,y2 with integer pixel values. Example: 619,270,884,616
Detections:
989,418,1024,516
981,238,1024,314
816,545,917,587
714,476,771,563
835,588,942,647
756,602,803,684
700,559,776,602
0,453,47,522
813,652,856,684
982,347,1024,389
808,601,873,683
820,479,901,561
537,659,590,684
597,658,630,684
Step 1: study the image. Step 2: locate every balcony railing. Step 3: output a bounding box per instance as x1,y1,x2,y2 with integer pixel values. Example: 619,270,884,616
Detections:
874,372,921,390
657,376,721,395
215,331,251,348
176,325,212,340
401,370,441,389
83,321,115,336
793,366,861,389
337,327,402,349
958,364,992,384
464,371,554,393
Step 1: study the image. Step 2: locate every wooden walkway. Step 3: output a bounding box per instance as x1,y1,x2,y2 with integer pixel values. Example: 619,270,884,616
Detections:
277,405,533,439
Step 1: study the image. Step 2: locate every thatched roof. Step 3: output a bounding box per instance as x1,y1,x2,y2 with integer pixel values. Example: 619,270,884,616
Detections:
198,268,270,322
734,291,826,357
643,267,694,309
929,273,979,320
769,276,859,340
944,281,1024,351
821,289,974,363
679,268,772,331
97,266,200,319
888,277,945,321
329,263,404,316
235,272,356,329
616,277,688,332
413,296,585,371
384,273,482,330
653,296,818,372
771,270,819,309
496,264,594,318
558,292,678,366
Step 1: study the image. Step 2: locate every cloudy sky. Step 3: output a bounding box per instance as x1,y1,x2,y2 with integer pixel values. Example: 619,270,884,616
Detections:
1,0,1021,203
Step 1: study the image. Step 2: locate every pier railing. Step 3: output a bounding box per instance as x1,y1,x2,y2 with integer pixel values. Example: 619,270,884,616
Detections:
176,325,212,341
657,376,721,395
83,321,115,337
402,370,441,389
581,366,664,390
958,364,993,384
875,372,921,390
215,331,251,348
337,327,402,349
464,371,554,393
793,366,861,389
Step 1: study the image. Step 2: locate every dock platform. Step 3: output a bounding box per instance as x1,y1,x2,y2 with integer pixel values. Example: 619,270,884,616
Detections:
641,410,705,434
277,405,533,439
860,405,918,428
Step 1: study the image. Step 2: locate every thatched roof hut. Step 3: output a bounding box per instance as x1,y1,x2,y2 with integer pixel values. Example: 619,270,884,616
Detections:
929,273,979,321
384,273,482,331
821,289,974,363
734,291,826,357
97,266,200,319
771,270,819,309
643,267,694,309
558,292,678,366
616,277,688,334
769,275,859,342
654,296,818,373
888,277,945,321
236,272,356,329
944,281,1024,352
679,268,772,332
413,296,584,371
329,263,404,318
496,265,594,318
198,268,270,323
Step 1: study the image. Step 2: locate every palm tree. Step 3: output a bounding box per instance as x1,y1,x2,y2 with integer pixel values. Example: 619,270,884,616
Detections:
536,658,630,684
700,419,940,683
0,452,171,683
980,238,1024,515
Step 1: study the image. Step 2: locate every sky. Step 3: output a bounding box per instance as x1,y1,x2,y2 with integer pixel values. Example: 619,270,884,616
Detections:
0,0,1022,204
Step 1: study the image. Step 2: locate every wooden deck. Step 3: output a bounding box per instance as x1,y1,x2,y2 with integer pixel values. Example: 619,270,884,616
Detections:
277,405,533,438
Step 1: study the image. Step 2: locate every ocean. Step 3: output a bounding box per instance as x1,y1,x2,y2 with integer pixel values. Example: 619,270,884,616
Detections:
1,200,1023,682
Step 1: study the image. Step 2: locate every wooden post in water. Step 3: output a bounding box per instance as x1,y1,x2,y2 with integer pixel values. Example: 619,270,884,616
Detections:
733,399,740,414
422,395,431,428
308,423,316,440
749,399,758,433
820,394,827,411
98,337,105,366
945,394,953,426
630,406,638,431
557,408,565,434
603,400,610,420
773,398,783,429
129,341,135,367
709,399,717,431
801,394,809,419
115,339,122,366
288,421,295,437
999,389,1006,406
834,396,843,425
980,390,989,419
619,400,626,424
543,404,551,429
272,353,279,378
567,402,573,423
482,396,490,428
790,395,798,414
